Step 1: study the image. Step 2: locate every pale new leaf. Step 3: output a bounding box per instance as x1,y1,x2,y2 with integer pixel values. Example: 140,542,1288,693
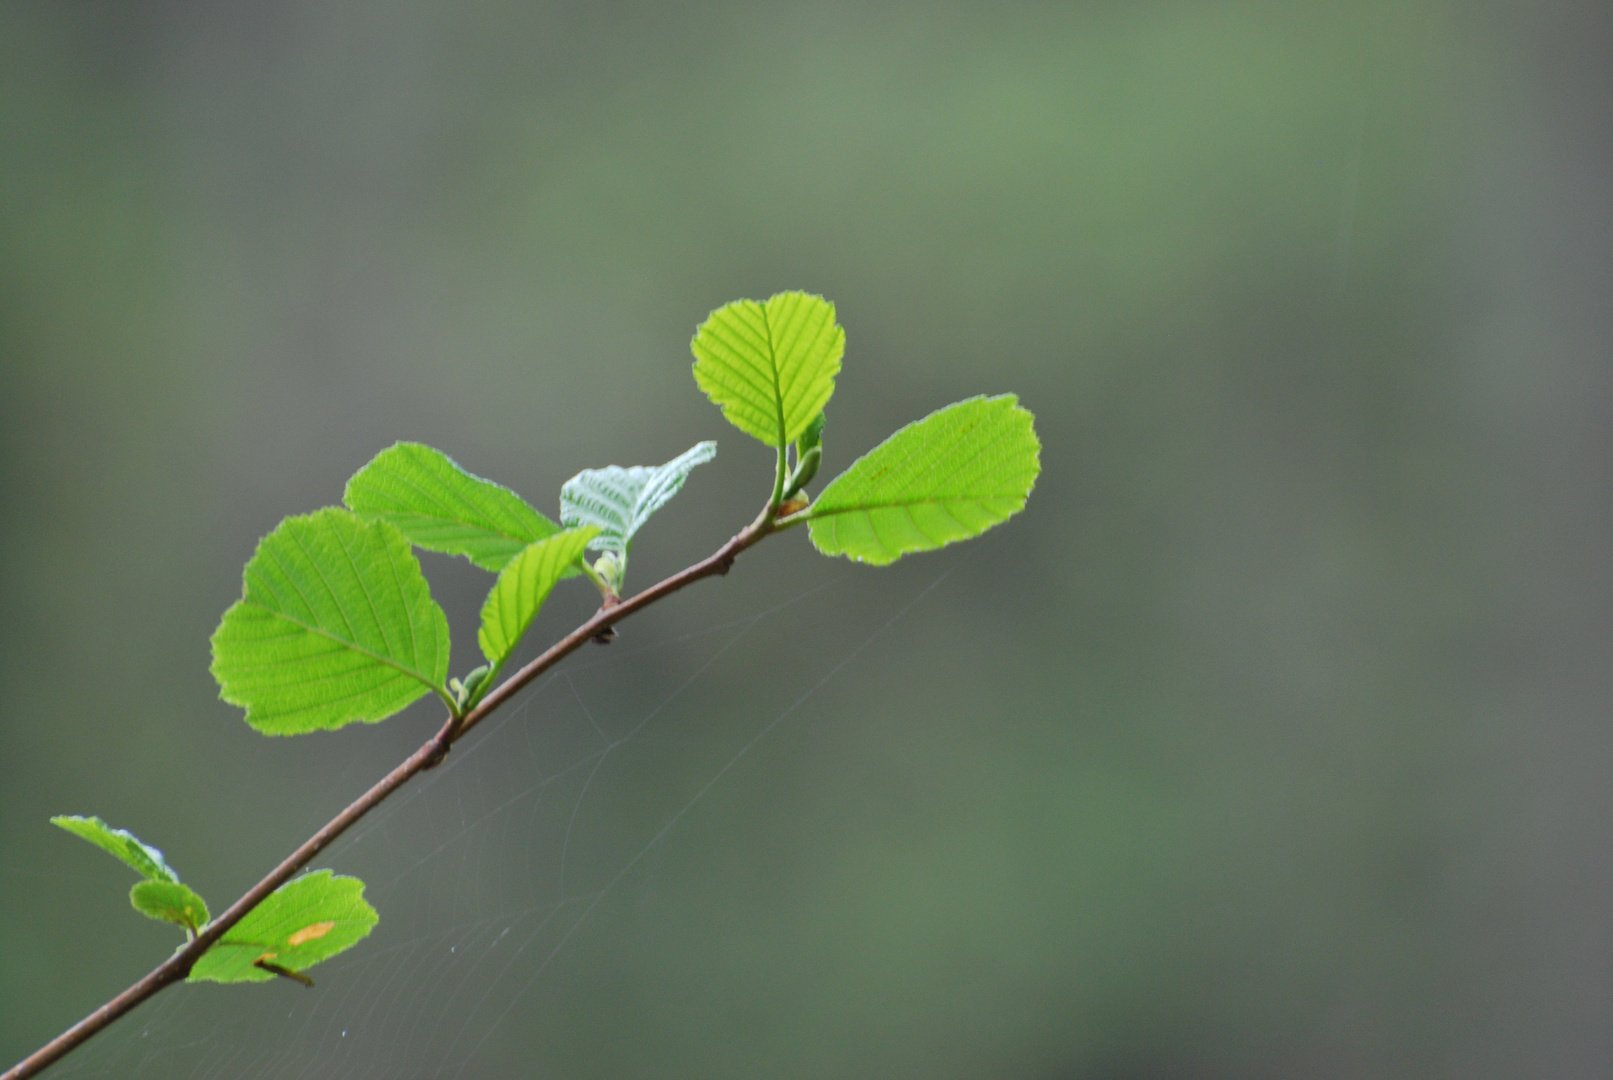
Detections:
559,442,717,555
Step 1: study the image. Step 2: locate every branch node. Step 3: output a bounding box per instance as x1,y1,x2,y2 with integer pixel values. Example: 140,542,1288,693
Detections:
591,595,621,644
422,733,453,769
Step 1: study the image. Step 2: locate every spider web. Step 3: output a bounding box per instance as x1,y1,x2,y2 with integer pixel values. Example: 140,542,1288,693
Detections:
41,558,965,1080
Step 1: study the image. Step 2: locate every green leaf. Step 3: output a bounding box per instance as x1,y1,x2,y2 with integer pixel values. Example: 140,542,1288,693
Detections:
690,292,844,447
211,508,452,735
559,441,717,556
479,527,600,669
51,815,179,883
805,395,1041,565
344,442,560,572
188,870,377,984
131,880,210,935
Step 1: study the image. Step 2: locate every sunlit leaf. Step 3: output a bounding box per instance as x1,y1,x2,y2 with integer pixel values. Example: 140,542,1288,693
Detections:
559,442,717,556
805,395,1040,565
211,508,451,735
690,292,843,447
478,528,599,670
131,880,209,934
188,871,377,985
344,442,560,572
51,815,179,883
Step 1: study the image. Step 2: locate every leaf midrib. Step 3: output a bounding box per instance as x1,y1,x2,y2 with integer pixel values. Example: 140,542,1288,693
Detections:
330,522,408,675
239,596,438,691
384,469,541,549
760,301,787,447
810,412,1029,517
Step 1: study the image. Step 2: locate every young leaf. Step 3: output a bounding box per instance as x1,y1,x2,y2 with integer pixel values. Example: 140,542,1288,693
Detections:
690,292,843,447
188,870,377,985
344,442,560,572
479,527,600,670
51,816,179,884
804,395,1040,565
211,508,452,735
131,880,210,935
798,412,826,455
559,441,717,556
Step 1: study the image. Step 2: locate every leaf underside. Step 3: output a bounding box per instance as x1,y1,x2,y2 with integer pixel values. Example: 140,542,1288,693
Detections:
51,816,179,883
189,870,377,984
344,442,560,572
479,528,599,669
806,395,1041,565
210,508,451,735
690,291,843,447
559,442,717,555
131,880,210,933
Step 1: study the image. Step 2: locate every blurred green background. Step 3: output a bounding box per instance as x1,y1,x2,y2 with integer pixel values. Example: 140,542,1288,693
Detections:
5,1,1612,1077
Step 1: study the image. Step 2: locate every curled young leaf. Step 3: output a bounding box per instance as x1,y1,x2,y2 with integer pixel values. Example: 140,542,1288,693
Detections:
797,412,826,455
211,509,452,735
805,395,1040,565
51,816,180,884
188,871,378,985
690,292,843,447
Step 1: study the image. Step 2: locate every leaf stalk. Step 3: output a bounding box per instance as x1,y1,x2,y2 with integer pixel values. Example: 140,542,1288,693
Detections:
768,445,788,517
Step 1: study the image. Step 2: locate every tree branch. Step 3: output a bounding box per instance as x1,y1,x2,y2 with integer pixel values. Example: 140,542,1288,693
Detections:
4,508,779,1080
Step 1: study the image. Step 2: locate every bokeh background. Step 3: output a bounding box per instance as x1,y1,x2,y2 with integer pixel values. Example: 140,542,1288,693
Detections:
4,1,1612,1077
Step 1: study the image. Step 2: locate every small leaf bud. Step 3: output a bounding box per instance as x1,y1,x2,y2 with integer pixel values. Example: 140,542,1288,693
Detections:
798,412,826,454
592,550,625,591
451,664,492,709
782,445,821,501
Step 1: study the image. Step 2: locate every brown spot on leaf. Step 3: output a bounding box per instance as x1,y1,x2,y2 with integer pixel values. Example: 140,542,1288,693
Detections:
287,921,337,947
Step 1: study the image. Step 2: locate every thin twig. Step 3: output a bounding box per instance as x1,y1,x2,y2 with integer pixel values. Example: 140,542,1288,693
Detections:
4,509,778,1080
